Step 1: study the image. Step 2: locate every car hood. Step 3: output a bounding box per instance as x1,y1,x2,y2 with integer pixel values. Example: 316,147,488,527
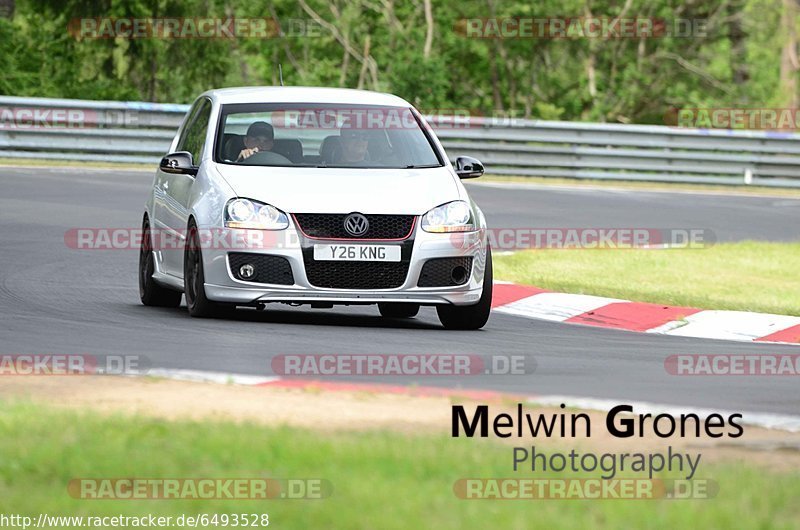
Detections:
213,165,462,214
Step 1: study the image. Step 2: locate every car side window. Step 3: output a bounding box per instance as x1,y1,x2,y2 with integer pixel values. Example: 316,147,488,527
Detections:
175,99,203,150
177,98,212,166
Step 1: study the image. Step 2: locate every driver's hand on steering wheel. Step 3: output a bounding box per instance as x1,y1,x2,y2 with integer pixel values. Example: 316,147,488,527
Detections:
236,147,259,162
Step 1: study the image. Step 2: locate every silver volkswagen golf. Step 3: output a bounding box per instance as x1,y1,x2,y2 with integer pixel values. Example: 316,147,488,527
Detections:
139,87,492,329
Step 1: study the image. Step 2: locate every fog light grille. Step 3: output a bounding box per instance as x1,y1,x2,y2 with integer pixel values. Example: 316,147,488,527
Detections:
417,257,473,287
228,253,294,285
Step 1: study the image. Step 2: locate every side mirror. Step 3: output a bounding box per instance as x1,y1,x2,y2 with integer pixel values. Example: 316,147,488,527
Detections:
160,151,198,176
454,156,484,179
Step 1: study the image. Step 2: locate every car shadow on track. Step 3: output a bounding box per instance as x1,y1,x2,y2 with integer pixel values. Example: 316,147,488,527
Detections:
127,303,452,331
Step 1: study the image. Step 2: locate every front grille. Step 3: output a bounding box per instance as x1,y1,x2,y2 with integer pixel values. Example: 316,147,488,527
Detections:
417,257,473,287
228,253,294,285
294,213,415,240
303,261,409,290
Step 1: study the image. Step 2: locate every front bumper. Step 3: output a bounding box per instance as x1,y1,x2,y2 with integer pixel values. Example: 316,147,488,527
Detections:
200,218,487,306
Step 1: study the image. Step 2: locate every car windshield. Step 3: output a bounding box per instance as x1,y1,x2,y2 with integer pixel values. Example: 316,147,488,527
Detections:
215,103,443,169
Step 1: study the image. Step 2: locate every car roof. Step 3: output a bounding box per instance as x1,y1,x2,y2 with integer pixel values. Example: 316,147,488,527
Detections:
203,86,411,107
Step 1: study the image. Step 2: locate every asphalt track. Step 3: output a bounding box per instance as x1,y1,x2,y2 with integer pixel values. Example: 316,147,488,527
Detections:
1,166,799,417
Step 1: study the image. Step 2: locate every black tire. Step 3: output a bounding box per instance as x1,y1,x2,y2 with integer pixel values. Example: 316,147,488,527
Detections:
184,221,234,318
139,216,182,307
436,246,492,330
378,302,420,319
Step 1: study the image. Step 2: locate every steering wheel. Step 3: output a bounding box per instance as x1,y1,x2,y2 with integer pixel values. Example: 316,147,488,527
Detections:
240,151,293,166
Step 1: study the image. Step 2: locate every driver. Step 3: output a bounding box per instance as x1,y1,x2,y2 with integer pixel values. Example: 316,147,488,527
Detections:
338,123,370,164
236,121,274,162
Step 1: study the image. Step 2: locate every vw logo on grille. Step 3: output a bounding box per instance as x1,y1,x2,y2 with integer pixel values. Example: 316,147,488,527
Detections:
343,213,369,237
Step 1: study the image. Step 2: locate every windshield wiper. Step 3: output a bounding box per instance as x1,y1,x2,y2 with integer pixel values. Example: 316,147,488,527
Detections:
403,164,441,169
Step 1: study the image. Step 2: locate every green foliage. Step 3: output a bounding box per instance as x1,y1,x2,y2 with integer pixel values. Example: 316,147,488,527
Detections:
0,0,794,124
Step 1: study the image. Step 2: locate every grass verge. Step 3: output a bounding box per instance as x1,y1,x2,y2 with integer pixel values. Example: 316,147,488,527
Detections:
494,241,800,316
0,401,798,529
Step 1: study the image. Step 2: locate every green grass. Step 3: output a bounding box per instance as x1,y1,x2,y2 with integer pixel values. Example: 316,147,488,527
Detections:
0,402,799,529
494,241,800,316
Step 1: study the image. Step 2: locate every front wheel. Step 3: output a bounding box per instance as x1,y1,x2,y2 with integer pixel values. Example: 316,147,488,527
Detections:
436,247,492,330
184,221,234,318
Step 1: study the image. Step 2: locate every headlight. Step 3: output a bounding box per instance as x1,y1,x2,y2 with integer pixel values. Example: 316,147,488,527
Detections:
225,198,289,230
421,201,475,233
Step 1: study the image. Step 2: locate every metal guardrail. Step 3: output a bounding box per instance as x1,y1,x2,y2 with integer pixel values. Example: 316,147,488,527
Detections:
2,95,800,187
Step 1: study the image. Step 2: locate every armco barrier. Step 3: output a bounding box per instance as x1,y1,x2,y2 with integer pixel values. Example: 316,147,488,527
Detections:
1,95,800,188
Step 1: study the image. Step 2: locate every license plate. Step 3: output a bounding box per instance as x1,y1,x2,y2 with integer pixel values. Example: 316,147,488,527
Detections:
313,244,401,262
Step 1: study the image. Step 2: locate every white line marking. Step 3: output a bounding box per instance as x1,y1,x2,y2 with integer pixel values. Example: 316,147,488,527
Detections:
146,368,279,386
495,292,624,322
658,311,800,342
528,395,800,432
